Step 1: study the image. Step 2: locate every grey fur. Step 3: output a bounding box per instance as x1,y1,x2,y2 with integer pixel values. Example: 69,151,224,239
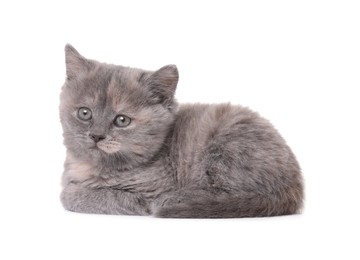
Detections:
60,44,304,218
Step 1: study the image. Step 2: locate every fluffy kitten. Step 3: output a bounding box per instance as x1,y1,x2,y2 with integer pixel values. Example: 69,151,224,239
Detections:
60,44,304,218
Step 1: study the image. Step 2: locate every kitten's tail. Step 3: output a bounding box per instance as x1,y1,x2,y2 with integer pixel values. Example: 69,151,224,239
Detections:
153,194,303,218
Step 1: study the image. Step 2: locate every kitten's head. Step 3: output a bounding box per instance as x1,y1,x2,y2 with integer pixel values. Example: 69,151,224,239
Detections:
60,44,178,169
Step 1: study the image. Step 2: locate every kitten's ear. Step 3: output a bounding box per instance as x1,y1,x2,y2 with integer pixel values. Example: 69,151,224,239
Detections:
146,65,179,107
64,44,92,80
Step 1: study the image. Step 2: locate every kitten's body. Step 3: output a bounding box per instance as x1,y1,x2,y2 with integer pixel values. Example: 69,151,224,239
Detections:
60,45,303,218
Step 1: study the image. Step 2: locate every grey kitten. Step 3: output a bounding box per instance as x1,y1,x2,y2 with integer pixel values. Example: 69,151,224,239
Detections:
60,44,303,218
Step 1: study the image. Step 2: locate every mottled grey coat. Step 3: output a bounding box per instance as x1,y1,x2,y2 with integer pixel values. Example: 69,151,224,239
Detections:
60,44,304,218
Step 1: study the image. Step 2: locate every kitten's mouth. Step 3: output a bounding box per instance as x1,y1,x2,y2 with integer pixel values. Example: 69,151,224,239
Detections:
93,141,121,154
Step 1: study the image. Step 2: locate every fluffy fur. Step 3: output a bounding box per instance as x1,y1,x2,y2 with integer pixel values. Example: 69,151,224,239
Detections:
60,44,304,218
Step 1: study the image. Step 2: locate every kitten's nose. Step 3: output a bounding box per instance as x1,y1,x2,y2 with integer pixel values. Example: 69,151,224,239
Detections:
89,133,106,143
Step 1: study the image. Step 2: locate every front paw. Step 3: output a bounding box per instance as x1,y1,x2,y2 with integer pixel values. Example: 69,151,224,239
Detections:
154,194,183,208
60,185,83,212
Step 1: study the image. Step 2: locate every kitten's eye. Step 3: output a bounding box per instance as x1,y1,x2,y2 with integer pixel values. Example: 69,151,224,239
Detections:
77,107,92,121
114,114,131,127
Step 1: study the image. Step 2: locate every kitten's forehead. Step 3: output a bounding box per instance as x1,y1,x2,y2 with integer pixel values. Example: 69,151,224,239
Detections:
108,68,149,112
66,66,112,109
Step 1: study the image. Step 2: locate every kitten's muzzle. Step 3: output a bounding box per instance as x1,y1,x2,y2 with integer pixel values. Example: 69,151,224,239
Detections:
89,133,106,143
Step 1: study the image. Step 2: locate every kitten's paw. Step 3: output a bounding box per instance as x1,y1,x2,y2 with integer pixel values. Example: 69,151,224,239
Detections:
151,193,188,217
60,185,83,212
154,194,183,207
152,197,191,218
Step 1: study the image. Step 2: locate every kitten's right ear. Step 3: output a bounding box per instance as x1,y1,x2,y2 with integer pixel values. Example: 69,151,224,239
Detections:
65,44,92,80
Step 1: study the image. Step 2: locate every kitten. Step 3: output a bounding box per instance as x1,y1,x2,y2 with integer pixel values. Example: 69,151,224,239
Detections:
60,44,304,218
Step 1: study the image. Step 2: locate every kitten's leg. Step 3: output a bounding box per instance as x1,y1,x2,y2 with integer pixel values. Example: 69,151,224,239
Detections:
61,184,150,215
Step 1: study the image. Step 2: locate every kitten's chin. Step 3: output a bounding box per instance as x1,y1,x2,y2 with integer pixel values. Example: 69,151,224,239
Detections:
96,141,121,154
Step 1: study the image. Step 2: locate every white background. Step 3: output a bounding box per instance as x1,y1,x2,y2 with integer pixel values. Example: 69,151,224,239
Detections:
0,0,359,259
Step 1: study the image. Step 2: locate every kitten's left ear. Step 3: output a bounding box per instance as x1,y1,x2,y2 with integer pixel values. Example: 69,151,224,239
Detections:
146,65,179,107
65,44,93,80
